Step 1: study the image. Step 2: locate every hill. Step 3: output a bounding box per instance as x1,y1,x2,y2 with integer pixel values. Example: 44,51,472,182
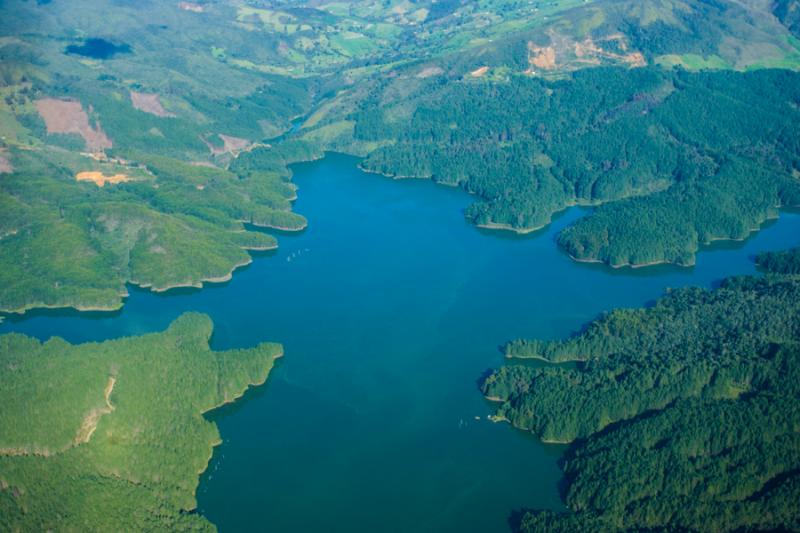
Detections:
3,0,800,306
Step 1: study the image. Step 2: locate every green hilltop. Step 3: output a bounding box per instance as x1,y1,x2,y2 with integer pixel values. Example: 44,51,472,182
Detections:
0,313,282,531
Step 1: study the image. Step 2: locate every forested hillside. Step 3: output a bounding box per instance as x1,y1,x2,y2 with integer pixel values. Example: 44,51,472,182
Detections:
482,253,800,531
0,313,282,531
0,0,325,314
4,0,800,316
757,244,800,273
354,67,800,267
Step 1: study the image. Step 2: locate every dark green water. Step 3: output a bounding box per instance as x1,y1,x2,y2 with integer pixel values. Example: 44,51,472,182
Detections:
65,38,131,59
3,154,800,532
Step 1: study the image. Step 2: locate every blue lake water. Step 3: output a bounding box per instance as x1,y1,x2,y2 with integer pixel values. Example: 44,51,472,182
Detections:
3,154,800,532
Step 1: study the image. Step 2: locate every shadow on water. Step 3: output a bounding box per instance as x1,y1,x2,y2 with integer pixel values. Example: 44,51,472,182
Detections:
244,222,308,239
0,305,124,325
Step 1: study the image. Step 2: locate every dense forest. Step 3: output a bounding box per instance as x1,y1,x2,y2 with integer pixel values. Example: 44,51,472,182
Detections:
0,313,282,531
353,66,800,267
483,253,800,531
757,245,800,274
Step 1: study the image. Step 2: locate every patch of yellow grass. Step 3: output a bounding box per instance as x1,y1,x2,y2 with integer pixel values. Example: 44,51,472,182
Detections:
76,171,131,187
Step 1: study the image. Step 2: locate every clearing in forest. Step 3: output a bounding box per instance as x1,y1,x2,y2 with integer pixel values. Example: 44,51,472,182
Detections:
130,91,175,117
75,171,131,186
35,98,112,152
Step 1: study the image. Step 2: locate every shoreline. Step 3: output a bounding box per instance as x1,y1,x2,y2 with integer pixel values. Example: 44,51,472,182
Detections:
243,243,279,252
242,219,308,232
192,347,285,506
0,293,128,317
567,254,686,269
358,161,790,271
482,403,575,445
476,221,546,234
505,353,587,363
356,163,426,181
140,257,255,293
1,250,264,318
357,163,568,234
566,210,786,269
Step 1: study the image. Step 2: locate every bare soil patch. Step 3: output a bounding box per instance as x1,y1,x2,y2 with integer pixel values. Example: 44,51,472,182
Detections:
202,133,253,155
470,66,490,77
220,134,251,152
526,33,646,74
130,91,175,117
36,98,112,152
76,171,131,187
417,66,444,78
528,45,557,70
74,376,116,445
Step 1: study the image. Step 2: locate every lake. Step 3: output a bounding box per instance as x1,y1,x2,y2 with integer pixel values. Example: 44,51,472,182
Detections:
65,38,131,59
3,154,800,532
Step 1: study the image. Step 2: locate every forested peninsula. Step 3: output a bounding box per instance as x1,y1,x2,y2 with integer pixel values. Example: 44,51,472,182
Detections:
0,314,282,531
482,251,800,531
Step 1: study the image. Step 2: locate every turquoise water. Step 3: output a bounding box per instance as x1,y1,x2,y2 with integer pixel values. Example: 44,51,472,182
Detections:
3,154,800,532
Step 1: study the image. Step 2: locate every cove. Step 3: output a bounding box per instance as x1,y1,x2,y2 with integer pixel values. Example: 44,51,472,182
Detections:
3,154,800,532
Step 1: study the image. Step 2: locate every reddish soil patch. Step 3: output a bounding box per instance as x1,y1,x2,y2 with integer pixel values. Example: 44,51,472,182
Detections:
36,98,112,153
575,37,647,67
528,45,557,70
470,66,489,77
624,52,647,67
526,33,646,74
130,91,175,117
